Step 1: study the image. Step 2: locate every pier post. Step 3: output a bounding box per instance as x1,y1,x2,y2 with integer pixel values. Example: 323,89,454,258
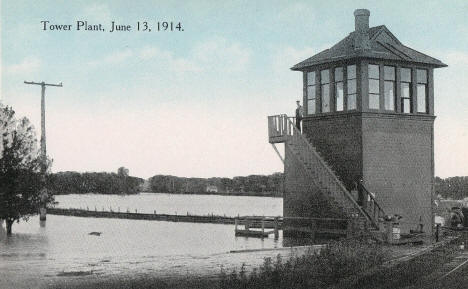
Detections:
39,207,47,221
261,218,265,235
274,217,279,239
235,218,238,232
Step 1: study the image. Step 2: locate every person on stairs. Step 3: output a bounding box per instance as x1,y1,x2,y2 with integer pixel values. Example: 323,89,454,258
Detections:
295,100,304,132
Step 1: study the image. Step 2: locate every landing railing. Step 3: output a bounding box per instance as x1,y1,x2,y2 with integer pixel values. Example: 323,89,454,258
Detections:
268,114,296,143
269,114,380,229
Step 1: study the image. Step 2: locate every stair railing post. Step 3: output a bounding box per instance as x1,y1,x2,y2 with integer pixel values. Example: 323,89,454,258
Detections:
274,217,279,239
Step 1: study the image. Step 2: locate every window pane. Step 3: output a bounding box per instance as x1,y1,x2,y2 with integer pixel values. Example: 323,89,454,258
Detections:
384,81,395,111
308,99,316,114
417,84,427,113
401,68,411,82
336,82,344,111
307,85,316,99
347,94,356,110
369,94,379,109
307,71,316,85
322,84,330,112
321,69,329,84
347,65,356,79
368,64,379,79
384,66,395,80
417,69,427,84
335,67,343,82
401,82,410,99
348,79,356,94
402,99,411,113
369,79,379,94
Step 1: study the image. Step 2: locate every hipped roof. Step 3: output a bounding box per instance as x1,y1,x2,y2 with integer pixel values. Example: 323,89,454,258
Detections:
292,25,447,70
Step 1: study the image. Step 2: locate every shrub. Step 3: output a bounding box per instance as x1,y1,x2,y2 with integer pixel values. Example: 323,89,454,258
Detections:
220,239,387,289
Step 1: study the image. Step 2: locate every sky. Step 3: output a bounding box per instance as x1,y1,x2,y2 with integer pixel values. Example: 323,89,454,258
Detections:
1,0,467,179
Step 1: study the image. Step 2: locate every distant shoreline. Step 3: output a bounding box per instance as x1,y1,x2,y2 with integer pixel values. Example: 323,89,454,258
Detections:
141,190,283,198
55,191,283,198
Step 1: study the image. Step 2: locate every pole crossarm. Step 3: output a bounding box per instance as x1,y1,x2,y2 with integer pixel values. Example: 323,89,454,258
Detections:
24,81,63,87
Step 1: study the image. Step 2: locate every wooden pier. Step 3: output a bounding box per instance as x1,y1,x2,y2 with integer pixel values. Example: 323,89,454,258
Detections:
47,207,284,227
48,208,357,240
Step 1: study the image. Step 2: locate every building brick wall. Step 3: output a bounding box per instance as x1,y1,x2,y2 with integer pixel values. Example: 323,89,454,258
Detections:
361,114,434,233
302,113,363,190
298,112,434,234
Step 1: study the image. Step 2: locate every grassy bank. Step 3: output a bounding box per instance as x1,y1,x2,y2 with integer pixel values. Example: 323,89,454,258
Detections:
220,238,462,289
49,238,461,289
219,239,387,289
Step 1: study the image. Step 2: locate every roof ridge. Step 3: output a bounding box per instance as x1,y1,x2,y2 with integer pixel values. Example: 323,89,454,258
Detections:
398,44,446,64
376,41,406,60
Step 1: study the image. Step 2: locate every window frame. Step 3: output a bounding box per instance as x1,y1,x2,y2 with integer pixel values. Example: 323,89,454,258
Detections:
400,67,412,114
368,64,380,110
383,65,396,111
320,69,331,113
347,64,357,111
306,71,316,115
416,69,428,114
334,67,344,112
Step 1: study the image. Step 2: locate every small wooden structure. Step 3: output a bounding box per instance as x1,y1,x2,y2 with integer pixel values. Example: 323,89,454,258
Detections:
235,216,280,239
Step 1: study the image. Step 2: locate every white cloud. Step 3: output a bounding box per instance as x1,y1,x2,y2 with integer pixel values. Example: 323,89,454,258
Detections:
87,37,249,74
137,46,201,72
82,3,111,23
5,56,41,75
88,49,133,66
278,2,316,22
271,46,318,73
192,38,251,72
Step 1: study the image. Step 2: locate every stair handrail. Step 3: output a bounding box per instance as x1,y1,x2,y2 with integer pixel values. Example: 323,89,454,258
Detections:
358,180,386,220
281,114,379,228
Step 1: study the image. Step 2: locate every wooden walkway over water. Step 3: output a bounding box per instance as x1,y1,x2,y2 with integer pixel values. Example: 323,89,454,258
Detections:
48,207,252,225
48,208,354,238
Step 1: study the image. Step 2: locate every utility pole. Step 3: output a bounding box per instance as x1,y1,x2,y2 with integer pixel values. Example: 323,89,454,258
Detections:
24,81,62,222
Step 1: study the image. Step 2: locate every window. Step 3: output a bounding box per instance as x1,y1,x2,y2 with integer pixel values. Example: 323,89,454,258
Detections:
335,67,344,111
401,68,412,113
307,71,316,114
321,70,330,113
384,66,395,111
417,69,428,113
368,64,380,110
347,65,357,110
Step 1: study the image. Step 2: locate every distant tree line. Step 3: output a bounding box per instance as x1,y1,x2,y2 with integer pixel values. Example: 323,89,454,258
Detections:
148,173,284,197
435,176,468,200
47,167,144,195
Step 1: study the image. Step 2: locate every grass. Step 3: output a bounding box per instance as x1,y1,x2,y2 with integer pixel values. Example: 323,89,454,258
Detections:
219,238,387,289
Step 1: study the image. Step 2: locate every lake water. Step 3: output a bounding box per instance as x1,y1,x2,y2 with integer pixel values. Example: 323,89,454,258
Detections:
54,192,283,217
1,193,285,288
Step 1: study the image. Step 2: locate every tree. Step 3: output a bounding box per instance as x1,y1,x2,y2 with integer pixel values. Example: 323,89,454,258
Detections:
117,166,129,177
0,105,53,235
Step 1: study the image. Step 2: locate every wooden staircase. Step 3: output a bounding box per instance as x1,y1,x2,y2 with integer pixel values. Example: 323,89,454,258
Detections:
268,114,385,230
